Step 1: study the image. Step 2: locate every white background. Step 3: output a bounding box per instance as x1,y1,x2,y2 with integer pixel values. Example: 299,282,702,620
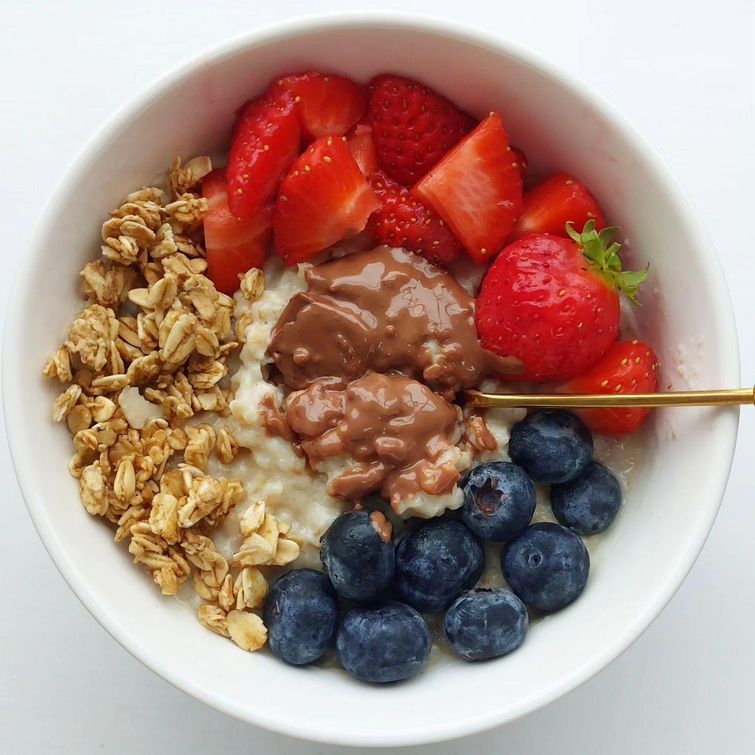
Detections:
1,1,753,753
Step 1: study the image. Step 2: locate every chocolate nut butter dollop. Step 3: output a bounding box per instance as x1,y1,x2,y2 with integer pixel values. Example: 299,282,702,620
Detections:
285,372,465,512
268,246,520,396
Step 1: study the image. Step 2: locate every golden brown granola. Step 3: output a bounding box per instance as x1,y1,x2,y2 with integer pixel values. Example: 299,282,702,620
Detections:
182,531,230,602
166,156,213,200
197,603,230,637
232,500,300,568
226,610,268,651
43,159,284,650
239,267,265,303
234,567,268,610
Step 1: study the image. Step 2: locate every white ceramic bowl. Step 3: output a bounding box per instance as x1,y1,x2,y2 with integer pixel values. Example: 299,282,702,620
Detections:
4,12,740,747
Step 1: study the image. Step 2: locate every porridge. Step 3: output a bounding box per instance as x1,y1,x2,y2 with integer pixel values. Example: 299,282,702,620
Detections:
44,68,657,682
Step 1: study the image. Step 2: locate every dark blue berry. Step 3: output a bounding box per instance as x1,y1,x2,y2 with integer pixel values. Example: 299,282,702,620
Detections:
394,519,484,613
551,461,622,535
461,462,536,541
508,410,593,483
444,588,528,661
263,569,339,665
336,601,432,683
502,522,589,612
320,510,395,602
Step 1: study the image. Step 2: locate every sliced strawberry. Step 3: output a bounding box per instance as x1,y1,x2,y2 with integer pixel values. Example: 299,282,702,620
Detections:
227,91,301,221
346,123,378,177
270,71,367,141
412,112,523,264
203,169,272,295
510,146,528,183
560,340,659,436
511,172,605,239
273,135,380,265
368,74,476,186
368,171,461,267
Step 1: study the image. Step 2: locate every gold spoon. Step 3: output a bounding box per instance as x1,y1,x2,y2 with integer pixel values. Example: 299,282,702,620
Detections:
465,386,755,409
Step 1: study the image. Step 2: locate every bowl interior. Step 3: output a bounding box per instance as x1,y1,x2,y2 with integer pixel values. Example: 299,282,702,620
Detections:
5,17,739,747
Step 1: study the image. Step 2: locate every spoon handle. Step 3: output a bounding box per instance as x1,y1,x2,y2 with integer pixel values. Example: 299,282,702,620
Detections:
465,386,755,409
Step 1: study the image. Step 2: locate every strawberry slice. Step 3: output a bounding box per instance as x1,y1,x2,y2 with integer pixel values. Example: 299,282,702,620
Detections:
203,169,272,295
510,146,528,183
273,135,380,265
560,340,659,436
368,74,476,186
412,112,523,264
368,171,461,267
511,172,605,239
346,123,378,177
227,91,301,221
270,71,367,141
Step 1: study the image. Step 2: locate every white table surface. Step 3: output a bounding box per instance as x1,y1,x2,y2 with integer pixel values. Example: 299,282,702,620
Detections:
1,1,753,753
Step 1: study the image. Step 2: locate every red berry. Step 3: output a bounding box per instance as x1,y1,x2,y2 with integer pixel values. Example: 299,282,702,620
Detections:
203,169,271,295
475,222,648,382
367,74,475,186
273,135,380,265
412,113,523,264
561,340,660,435
368,171,461,267
511,173,605,240
346,122,378,176
227,92,301,221
270,71,367,141
510,146,528,183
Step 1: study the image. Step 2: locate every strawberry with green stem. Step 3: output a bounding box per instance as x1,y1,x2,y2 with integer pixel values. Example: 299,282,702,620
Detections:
476,220,648,382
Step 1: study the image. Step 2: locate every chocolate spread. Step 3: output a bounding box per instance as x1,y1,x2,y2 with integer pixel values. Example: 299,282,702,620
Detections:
369,510,393,543
284,372,463,509
268,246,520,397
258,393,295,442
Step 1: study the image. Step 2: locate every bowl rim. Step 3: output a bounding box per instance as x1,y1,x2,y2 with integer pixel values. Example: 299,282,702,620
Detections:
3,10,741,747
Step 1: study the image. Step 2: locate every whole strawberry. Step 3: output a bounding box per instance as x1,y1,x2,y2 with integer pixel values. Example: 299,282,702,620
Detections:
476,221,648,382
368,74,476,186
368,171,461,266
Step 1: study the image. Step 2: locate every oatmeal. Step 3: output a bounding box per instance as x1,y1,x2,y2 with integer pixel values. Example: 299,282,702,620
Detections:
45,66,658,680
224,260,346,559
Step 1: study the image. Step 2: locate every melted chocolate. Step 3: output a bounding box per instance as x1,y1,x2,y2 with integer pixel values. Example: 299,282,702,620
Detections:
269,246,520,396
284,373,463,509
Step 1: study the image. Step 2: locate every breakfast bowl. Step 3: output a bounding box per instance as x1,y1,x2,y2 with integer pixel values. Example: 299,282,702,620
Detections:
3,12,740,747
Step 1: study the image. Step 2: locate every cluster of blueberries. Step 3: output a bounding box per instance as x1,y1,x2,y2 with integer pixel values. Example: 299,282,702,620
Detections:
262,410,622,684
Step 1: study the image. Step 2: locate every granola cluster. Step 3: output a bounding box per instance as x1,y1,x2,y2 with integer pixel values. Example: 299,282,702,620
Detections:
44,158,296,652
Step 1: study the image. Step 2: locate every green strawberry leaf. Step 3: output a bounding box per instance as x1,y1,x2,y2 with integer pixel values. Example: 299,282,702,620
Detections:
566,219,649,305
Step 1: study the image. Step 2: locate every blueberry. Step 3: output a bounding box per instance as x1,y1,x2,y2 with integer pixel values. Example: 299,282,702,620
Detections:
320,510,395,602
394,519,484,613
551,461,622,535
461,462,536,541
502,522,589,612
264,569,339,665
444,588,528,661
336,601,432,683
508,410,593,483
